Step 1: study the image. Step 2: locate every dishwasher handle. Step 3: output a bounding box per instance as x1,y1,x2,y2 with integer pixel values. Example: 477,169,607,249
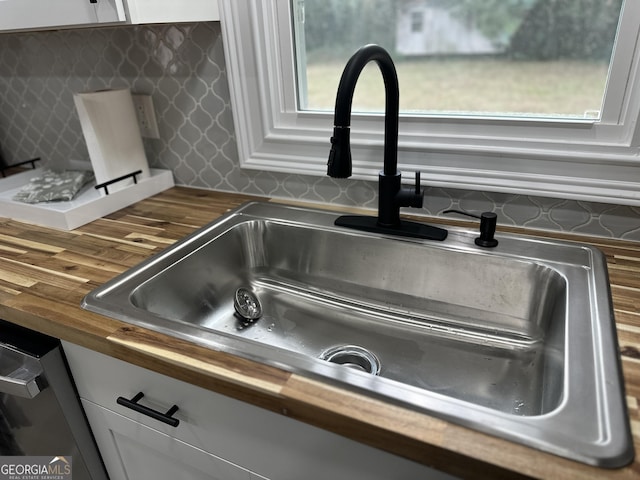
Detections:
0,366,43,398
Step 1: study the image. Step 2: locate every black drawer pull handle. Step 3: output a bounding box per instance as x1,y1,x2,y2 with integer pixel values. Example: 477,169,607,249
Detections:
95,169,142,195
117,392,180,427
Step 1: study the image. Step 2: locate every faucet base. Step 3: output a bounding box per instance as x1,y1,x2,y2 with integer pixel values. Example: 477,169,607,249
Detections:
335,215,448,241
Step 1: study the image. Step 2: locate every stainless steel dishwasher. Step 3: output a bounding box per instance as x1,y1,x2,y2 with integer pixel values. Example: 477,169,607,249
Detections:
0,319,108,480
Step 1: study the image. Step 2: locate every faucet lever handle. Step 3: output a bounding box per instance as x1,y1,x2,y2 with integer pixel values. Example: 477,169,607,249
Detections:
414,171,421,195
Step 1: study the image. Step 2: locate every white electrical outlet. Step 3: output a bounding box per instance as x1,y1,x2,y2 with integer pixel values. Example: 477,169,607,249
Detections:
132,94,160,139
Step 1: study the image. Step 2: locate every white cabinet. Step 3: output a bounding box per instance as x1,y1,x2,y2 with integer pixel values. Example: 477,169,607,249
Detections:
0,0,126,31
62,341,455,480
81,401,263,480
0,0,218,33
125,0,218,24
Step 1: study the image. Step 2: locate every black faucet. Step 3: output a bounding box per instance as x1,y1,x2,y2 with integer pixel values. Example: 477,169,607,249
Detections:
327,44,447,241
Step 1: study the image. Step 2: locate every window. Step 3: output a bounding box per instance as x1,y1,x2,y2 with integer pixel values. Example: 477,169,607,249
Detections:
410,11,423,33
219,0,640,206
297,0,621,119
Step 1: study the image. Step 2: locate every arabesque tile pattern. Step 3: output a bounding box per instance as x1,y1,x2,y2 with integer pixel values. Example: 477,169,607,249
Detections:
0,23,639,239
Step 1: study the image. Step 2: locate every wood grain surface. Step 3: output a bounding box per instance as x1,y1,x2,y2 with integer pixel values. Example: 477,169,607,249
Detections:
0,186,639,479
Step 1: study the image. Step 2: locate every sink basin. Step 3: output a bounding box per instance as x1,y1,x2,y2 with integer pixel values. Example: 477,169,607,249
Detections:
131,217,564,416
83,201,633,467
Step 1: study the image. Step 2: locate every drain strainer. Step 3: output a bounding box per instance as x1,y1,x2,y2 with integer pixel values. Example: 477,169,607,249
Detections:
320,345,381,375
233,287,262,325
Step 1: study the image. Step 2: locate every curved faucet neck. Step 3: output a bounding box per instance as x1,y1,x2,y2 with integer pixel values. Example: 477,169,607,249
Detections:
333,44,400,176
328,45,446,240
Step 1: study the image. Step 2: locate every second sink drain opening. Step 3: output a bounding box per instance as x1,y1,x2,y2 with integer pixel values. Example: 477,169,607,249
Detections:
320,345,381,375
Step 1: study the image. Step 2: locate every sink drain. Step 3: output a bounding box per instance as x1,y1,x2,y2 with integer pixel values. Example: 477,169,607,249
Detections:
233,287,262,325
320,345,381,375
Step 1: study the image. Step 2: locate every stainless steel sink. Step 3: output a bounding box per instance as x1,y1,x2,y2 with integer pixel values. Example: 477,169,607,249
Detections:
83,201,633,468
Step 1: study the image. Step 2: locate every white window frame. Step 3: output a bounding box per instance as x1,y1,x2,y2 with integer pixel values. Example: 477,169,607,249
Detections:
219,0,640,205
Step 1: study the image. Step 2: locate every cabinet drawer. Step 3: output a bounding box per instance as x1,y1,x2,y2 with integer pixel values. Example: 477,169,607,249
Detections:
63,341,452,480
82,399,263,480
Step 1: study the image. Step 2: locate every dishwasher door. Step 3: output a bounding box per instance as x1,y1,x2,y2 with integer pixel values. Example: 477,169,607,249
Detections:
0,320,108,480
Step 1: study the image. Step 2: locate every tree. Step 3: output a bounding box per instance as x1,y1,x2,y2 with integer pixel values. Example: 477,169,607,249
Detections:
301,0,622,61
508,0,623,60
303,0,397,58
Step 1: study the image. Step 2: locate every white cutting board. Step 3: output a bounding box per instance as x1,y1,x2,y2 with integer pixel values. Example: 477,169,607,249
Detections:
74,88,150,194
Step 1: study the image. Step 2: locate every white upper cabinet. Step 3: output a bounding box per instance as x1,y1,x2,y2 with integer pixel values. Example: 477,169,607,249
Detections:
0,0,218,32
0,0,126,31
126,0,218,24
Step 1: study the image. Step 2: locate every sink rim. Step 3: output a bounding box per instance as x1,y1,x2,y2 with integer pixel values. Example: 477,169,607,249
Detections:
82,200,634,468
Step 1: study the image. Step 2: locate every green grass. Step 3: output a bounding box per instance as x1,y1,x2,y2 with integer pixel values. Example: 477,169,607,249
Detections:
303,57,609,117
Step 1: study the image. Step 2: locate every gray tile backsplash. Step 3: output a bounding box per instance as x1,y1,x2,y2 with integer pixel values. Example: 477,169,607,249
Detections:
1,22,639,240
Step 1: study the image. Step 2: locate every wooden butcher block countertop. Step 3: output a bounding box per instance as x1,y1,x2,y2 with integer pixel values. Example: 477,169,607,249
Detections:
0,187,639,479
